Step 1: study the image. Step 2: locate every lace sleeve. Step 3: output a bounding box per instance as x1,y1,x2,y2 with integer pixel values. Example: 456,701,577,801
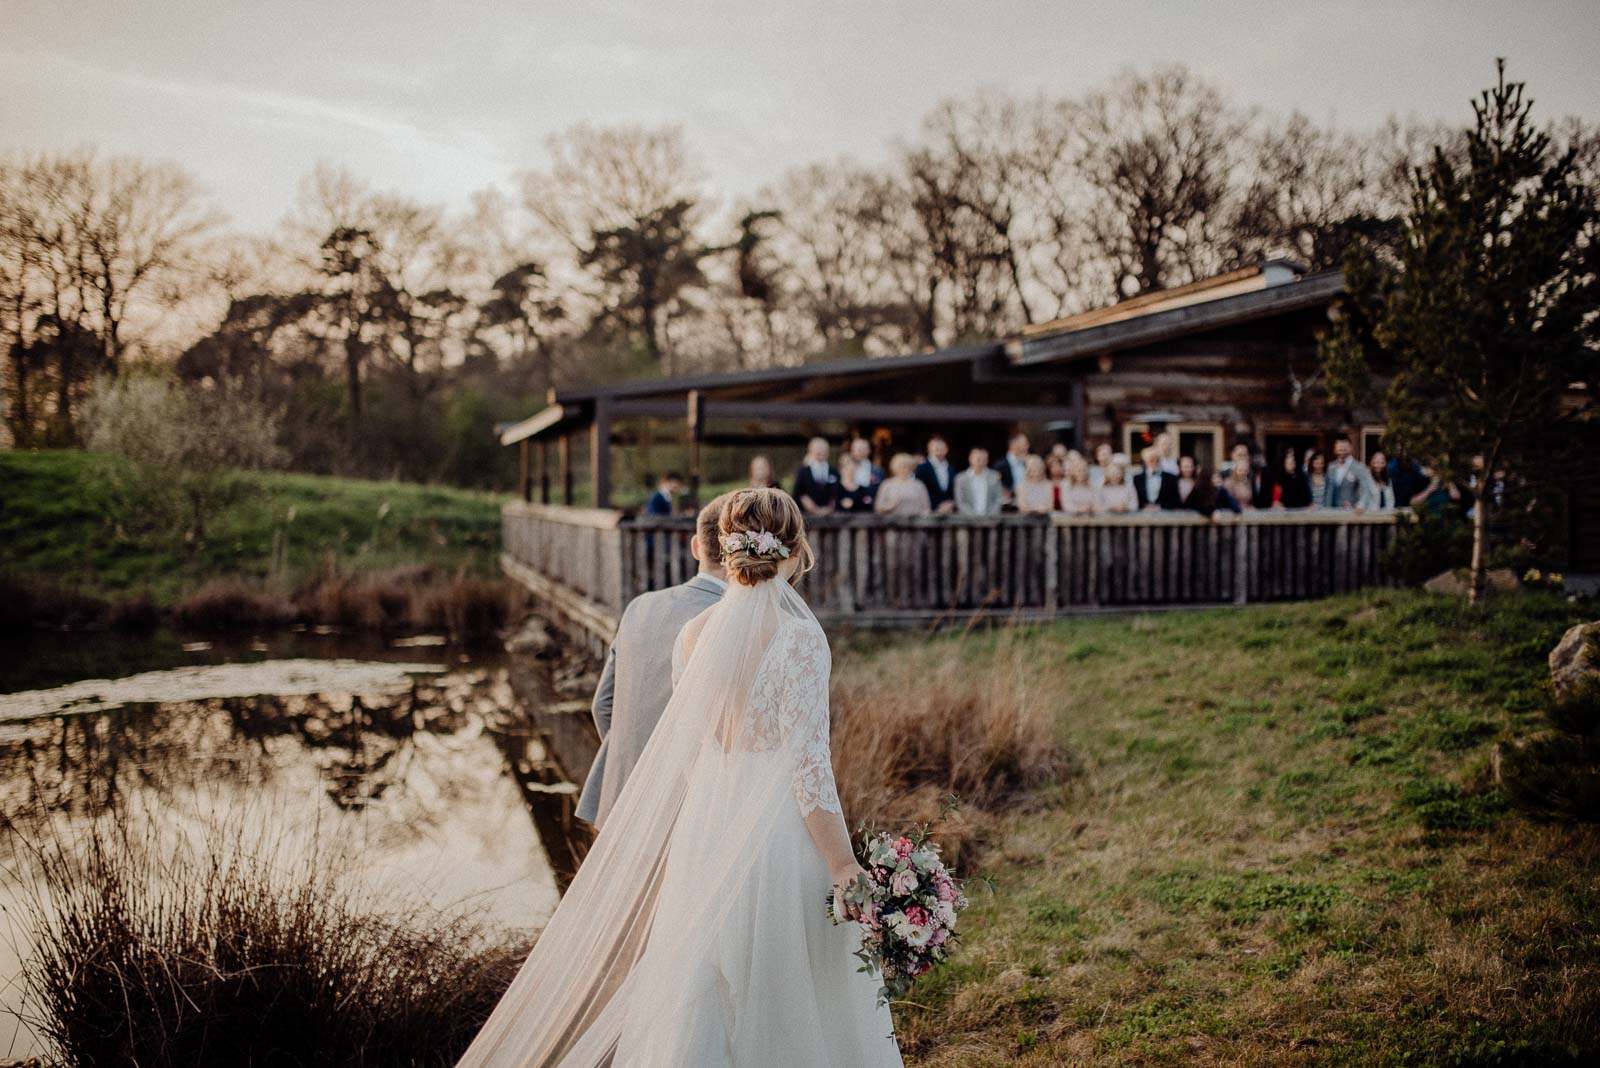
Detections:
759,621,841,817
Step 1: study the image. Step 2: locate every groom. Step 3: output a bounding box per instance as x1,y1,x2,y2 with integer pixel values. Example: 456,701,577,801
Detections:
575,494,730,828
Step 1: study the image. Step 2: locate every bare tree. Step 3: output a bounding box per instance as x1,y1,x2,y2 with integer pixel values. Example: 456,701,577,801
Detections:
1076,65,1249,299
519,124,711,366
905,92,1048,333
767,161,927,355
75,156,221,370
1227,113,1397,270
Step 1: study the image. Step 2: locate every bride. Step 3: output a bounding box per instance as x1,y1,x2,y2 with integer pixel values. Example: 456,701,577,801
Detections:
457,487,905,1067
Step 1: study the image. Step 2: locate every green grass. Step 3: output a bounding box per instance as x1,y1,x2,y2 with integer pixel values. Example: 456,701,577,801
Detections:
842,590,1600,1067
0,449,506,605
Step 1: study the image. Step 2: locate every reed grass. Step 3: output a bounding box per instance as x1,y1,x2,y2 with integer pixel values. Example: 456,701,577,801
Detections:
831,624,1071,871
9,814,530,1068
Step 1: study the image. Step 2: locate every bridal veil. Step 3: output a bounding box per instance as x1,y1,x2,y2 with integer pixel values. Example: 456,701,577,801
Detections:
456,561,844,1067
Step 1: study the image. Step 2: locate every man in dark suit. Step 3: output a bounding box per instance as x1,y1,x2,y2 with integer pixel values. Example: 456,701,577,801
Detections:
644,472,681,516
1133,448,1182,510
913,434,957,514
995,432,1031,507
792,437,839,514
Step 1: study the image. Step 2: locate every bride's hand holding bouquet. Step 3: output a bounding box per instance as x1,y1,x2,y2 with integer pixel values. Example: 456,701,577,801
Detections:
828,826,969,1004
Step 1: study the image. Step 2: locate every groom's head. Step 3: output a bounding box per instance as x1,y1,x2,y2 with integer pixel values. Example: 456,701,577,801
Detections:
691,493,733,579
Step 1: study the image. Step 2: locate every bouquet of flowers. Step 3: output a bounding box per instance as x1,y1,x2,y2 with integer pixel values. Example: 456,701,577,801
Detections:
828,825,969,1004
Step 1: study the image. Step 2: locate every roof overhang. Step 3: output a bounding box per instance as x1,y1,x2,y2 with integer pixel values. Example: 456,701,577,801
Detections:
499,404,569,445
1012,269,1345,368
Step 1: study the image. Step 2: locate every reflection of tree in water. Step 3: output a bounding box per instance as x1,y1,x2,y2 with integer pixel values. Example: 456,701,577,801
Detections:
0,664,595,898
1,673,494,830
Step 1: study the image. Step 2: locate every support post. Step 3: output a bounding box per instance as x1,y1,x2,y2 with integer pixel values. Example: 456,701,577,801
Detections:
590,397,612,509
538,440,551,504
559,434,573,505
686,389,705,512
518,439,532,503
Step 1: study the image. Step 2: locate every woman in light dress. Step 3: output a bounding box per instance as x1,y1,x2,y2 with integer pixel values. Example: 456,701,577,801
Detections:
1015,454,1056,514
457,488,903,1068
874,453,932,515
1094,459,1138,514
1058,453,1098,515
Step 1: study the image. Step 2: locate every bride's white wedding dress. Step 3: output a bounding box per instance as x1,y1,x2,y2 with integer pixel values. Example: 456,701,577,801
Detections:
457,564,903,1068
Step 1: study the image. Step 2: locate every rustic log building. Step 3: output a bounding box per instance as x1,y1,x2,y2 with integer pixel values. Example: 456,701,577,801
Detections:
501,259,1373,508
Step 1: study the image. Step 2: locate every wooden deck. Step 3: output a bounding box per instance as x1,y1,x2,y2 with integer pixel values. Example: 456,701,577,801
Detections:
502,502,1402,643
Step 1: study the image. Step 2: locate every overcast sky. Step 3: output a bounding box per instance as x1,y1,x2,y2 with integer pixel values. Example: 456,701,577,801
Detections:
5,0,1598,232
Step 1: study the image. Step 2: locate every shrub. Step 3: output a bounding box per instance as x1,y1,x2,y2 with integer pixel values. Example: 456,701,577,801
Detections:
13,817,530,1068
82,374,285,545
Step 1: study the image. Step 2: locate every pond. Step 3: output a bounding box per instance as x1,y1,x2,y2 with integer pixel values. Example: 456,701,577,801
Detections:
0,626,572,1060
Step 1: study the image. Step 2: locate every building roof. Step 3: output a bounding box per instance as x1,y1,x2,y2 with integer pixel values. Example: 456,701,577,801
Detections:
1010,266,1343,367
500,261,1347,445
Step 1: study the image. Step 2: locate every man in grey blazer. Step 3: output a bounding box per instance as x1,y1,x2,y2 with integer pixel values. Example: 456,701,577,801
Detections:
953,447,1004,515
576,494,730,828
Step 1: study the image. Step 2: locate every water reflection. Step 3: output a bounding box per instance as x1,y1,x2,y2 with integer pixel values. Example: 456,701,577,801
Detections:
0,639,574,1060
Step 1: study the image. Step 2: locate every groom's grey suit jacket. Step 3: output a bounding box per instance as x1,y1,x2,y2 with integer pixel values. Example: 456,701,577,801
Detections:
575,572,726,827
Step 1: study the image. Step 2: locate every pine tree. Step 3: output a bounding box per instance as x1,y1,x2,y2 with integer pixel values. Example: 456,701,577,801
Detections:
1323,61,1600,602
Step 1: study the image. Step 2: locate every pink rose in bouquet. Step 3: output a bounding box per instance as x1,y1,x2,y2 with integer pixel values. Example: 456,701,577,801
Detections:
828,825,970,1004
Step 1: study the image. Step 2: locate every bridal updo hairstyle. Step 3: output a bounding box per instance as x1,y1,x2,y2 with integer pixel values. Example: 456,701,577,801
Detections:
717,487,814,587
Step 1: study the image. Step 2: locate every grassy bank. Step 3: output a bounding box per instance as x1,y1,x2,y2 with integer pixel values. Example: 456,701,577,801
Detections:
0,449,508,630
836,590,1598,1066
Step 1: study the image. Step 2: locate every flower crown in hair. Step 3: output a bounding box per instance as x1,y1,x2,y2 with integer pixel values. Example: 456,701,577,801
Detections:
719,529,790,559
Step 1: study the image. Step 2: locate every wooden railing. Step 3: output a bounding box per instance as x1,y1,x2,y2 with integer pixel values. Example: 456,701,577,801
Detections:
504,504,1403,633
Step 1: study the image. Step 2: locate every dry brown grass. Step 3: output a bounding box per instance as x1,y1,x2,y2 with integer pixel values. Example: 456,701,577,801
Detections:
292,563,515,645
830,625,1071,871
172,576,298,629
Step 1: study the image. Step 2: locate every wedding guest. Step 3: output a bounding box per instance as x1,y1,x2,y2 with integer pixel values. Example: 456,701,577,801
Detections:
1360,449,1398,510
848,436,883,487
1096,460,1138,514
1133,447,1181,510
1059,454,1099,515
1305,449,1330,507
997,432,1031,507
748,454,774,489
644,472,681,516
1326,437,1372,510
1218,443,1267,511
1387,450,1425,505
1049,442,1070,463
1272,449,1312,509
1153,430,1181,475
874,453,932,515
836,454,876,514
791,436,840,515
914,434,958,514
954,447,1003,515
1088,442,1114,488
1409,464,1463,514
1015,454,1056,514
1045,454,1068,509
1177,455,1215,516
